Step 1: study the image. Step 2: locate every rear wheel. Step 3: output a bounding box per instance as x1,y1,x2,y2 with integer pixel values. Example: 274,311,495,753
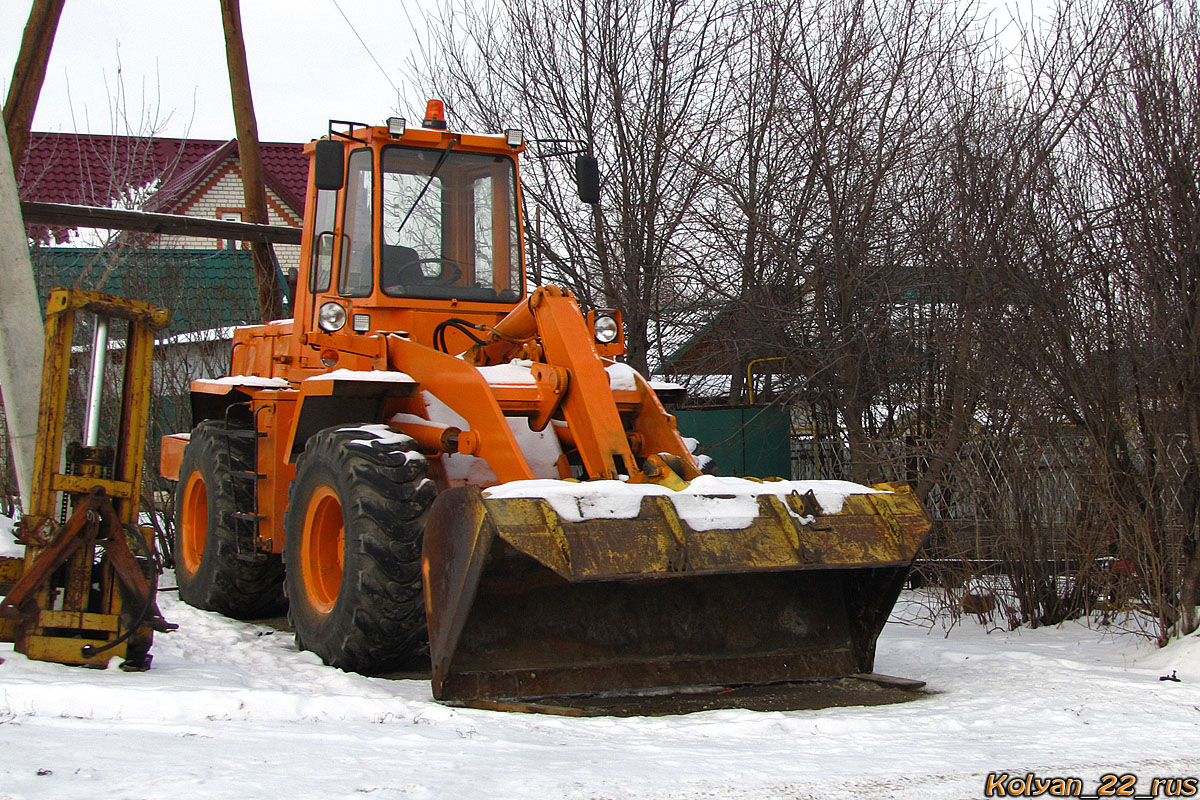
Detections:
174,420,286,618
284,425,435,674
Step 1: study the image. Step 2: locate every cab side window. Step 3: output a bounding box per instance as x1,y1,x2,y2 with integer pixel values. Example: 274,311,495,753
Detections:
310,188,337,293
339,149,373,296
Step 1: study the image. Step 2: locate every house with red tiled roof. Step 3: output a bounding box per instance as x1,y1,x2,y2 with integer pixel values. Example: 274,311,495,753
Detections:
17,131,307,273
2,133,311,502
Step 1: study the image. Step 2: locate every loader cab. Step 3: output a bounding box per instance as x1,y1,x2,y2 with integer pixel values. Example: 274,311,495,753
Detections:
296,105,526,355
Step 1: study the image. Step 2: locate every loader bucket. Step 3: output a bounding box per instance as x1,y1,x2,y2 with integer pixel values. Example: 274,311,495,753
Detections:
422,481,930,701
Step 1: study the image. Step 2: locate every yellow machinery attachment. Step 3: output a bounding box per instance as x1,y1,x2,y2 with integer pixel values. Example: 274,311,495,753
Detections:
423,479,930,701
0,289,174,669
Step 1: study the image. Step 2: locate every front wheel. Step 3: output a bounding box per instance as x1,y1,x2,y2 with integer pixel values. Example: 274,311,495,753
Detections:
283,425,435,674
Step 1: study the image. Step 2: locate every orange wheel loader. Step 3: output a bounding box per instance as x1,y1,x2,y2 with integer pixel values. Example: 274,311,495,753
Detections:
160,101,930,703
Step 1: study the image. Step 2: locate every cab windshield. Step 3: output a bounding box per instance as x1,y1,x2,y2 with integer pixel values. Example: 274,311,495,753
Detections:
380,145,522,303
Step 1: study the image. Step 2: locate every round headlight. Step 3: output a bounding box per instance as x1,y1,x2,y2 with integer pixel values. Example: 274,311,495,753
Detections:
318,302,347,332
593,313,619,344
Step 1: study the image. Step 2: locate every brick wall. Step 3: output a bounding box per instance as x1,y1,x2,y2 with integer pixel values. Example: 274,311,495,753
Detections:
150,160,302,274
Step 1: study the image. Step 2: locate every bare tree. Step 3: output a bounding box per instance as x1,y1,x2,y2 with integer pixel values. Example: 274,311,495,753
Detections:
971,0,1200,638
725,0,990,483
1070,0,1200,639
677,0,809,402
415,0,737,374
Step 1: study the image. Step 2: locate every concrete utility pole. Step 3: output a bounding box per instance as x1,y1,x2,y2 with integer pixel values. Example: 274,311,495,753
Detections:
220,0,284,322
1,0,61,511
0,123,47,511
2,0,65,168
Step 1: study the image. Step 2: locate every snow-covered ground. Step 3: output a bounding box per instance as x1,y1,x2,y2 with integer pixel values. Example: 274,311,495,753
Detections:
3,568,1199,799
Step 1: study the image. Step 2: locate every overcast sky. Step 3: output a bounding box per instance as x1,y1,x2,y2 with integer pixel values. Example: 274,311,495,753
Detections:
3,0,1052,146
1,1,437,143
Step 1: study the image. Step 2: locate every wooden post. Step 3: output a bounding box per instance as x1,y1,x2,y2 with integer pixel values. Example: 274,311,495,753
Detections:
220,0,283,322
3,0,65,168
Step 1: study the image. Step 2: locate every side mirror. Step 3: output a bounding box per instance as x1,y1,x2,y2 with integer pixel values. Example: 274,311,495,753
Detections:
313,139,345,191
575,154,600,204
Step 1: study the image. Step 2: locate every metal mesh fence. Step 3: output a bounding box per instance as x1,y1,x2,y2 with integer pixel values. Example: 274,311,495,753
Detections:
788,426,1199,641
791,429,1194,576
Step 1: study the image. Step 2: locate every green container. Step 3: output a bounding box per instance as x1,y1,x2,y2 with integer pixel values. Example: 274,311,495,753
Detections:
674,406,791,478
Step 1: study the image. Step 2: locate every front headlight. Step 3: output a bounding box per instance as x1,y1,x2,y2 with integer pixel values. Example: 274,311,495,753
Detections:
593,312,619,344
318,302,347,332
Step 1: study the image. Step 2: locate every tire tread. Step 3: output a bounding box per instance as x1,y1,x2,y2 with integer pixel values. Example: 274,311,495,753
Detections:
174,420,285,619
284,425,433,674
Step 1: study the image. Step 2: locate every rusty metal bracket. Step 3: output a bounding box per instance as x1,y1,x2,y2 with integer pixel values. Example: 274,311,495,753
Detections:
787,489,823,519
12,513,53,546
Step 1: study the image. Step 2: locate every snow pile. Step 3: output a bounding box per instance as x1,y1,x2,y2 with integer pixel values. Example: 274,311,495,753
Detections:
0,600,429,727
338,423,425,453
201,375,291,389
307,369,415,383
605,362,641,390
2,591,1199,799
484,475,888,531
477,359,648,392
477,360,538,385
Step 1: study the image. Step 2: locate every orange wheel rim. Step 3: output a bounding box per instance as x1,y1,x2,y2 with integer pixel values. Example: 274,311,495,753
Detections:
180,470,208,574
301,485,344,614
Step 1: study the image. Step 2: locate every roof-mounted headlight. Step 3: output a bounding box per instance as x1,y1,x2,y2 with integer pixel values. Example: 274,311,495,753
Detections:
505,128,524,148
387,117,406,136
318,302,347,332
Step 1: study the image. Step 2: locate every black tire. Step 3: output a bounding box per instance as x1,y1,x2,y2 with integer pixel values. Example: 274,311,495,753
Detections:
174,420,286,618
283,425,435,674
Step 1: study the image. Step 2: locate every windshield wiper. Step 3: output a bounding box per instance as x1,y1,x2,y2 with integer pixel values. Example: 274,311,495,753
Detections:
395,139,456,236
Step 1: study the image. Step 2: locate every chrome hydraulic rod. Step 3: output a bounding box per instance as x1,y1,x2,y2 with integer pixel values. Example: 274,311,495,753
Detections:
83,315,108,447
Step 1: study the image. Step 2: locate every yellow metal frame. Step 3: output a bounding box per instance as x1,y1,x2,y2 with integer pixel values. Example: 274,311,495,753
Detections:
0,288,169,665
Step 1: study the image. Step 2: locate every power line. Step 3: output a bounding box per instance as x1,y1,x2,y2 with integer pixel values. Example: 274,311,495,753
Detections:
329,0,400,104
